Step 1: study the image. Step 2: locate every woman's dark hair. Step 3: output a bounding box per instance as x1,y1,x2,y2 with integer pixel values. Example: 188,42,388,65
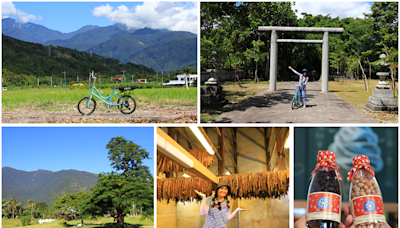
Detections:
214,186,230,200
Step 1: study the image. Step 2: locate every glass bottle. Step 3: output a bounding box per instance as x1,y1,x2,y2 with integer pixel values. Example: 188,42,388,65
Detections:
307,150,342,228
348,155,386,228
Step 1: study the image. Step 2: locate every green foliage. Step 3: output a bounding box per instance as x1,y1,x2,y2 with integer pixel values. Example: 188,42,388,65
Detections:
201,2,298,80
20,216,31,226
83,137,153,228
2,34,155,86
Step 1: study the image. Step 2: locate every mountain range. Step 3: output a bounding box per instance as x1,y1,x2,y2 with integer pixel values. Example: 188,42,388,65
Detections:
2,18,197,72
2,167,98,206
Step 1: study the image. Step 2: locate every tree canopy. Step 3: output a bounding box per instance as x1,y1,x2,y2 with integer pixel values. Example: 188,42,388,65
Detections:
83,137,153,228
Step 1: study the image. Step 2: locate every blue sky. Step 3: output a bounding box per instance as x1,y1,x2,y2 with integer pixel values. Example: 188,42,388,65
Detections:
2,127,154,175
2,2,198,33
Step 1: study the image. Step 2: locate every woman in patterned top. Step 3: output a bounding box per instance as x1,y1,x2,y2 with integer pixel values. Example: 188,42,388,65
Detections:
289,66,309,108
195,181,247,228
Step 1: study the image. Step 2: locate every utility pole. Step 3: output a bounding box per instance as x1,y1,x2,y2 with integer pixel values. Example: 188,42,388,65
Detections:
121,70,127,83
37,77,39,86
61,71,68,86
48,47,51,57
90,50,92,57
162,70,163,87
51,77,52,87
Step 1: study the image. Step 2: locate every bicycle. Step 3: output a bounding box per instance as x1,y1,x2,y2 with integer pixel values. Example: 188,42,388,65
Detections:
77,71,137,115
291,82,303,110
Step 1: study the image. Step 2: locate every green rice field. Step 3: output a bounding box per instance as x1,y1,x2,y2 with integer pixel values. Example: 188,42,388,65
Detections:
2,87,197,112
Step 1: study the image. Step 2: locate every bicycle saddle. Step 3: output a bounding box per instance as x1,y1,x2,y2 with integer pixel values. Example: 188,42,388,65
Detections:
112,78,122,81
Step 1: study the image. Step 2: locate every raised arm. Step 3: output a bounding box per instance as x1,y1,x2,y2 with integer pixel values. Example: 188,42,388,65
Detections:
288,66,302,77
195,190,209,216
226,207,247,222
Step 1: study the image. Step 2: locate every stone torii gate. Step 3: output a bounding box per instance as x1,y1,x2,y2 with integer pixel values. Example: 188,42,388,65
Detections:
258,26,344,92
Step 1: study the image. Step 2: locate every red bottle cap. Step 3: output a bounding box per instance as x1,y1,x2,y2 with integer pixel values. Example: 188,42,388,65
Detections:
347,155,375,181
310,150,342,180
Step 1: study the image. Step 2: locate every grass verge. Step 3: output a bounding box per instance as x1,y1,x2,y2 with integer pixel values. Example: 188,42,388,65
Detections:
2,216,153,228
327,79,398,123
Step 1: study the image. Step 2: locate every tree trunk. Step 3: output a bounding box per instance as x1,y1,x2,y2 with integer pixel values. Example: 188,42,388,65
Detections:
116,207,125,228
116,215,124,228
31,207,33,218
12,208,14,218
81,215,84,226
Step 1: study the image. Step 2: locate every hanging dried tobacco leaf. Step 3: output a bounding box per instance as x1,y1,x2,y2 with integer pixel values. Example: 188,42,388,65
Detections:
157,171,289,202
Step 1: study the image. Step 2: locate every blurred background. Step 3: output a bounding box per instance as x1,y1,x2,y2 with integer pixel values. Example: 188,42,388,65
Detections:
294,127,398,228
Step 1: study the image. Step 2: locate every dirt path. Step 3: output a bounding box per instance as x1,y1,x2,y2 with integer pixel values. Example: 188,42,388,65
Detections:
2,106,197,123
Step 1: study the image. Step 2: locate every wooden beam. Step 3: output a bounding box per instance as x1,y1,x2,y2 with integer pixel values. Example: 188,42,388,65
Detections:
230,128,237,143
267,127,277,171
270,128,280,170
157,128,219,184
218,128,225,176
264,128,270,171
199,127,222,160
223,140,238,169
215,127,221,137
176,128,198,149
228,128,238,173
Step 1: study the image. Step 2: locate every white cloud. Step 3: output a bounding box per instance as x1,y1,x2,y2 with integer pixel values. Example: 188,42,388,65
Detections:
92,2,198,33
2,2,42,23
292,2,372,19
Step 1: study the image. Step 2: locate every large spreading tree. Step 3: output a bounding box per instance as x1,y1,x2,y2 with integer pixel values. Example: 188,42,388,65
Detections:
84,137,153,228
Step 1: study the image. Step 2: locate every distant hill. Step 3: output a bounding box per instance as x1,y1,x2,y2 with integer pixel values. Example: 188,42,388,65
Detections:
2,26,43,44
126,37,197,72
131,27,164,36
2,167,98,205
2,34,155,82
88,30,197,64
45,25,133,51
2,18,99,44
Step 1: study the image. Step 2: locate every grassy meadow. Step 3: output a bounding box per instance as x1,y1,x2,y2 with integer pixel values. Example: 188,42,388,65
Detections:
327,79,398,123
2,216,153,228
2,87,197,112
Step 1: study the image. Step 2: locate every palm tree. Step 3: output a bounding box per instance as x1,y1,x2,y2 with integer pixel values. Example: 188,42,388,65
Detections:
27,199,36,218
17,202,23,217
2,199,7,218
9,198,17,218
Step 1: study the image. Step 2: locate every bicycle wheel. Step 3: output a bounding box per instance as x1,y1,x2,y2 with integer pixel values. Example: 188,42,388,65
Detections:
77,97,96,115
118,96,136,114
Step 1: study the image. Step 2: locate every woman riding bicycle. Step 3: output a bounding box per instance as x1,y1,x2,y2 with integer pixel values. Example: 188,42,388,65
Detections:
288,66,309,108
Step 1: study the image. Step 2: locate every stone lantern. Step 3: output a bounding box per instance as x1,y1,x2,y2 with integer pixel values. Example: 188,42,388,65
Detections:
201,51,226,107
365,53,398,112
201,77,226,107
205,51,222,81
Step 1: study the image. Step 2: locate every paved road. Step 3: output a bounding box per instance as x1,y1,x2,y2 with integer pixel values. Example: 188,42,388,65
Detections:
2,106,197,123
211,82,377,123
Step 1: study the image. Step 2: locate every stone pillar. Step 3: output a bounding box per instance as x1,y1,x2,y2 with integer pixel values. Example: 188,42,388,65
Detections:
269,30,277,91
321,31,329,93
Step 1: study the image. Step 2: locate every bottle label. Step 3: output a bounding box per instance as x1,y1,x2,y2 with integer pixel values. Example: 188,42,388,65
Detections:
351,195,386,225
307,192,341,223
